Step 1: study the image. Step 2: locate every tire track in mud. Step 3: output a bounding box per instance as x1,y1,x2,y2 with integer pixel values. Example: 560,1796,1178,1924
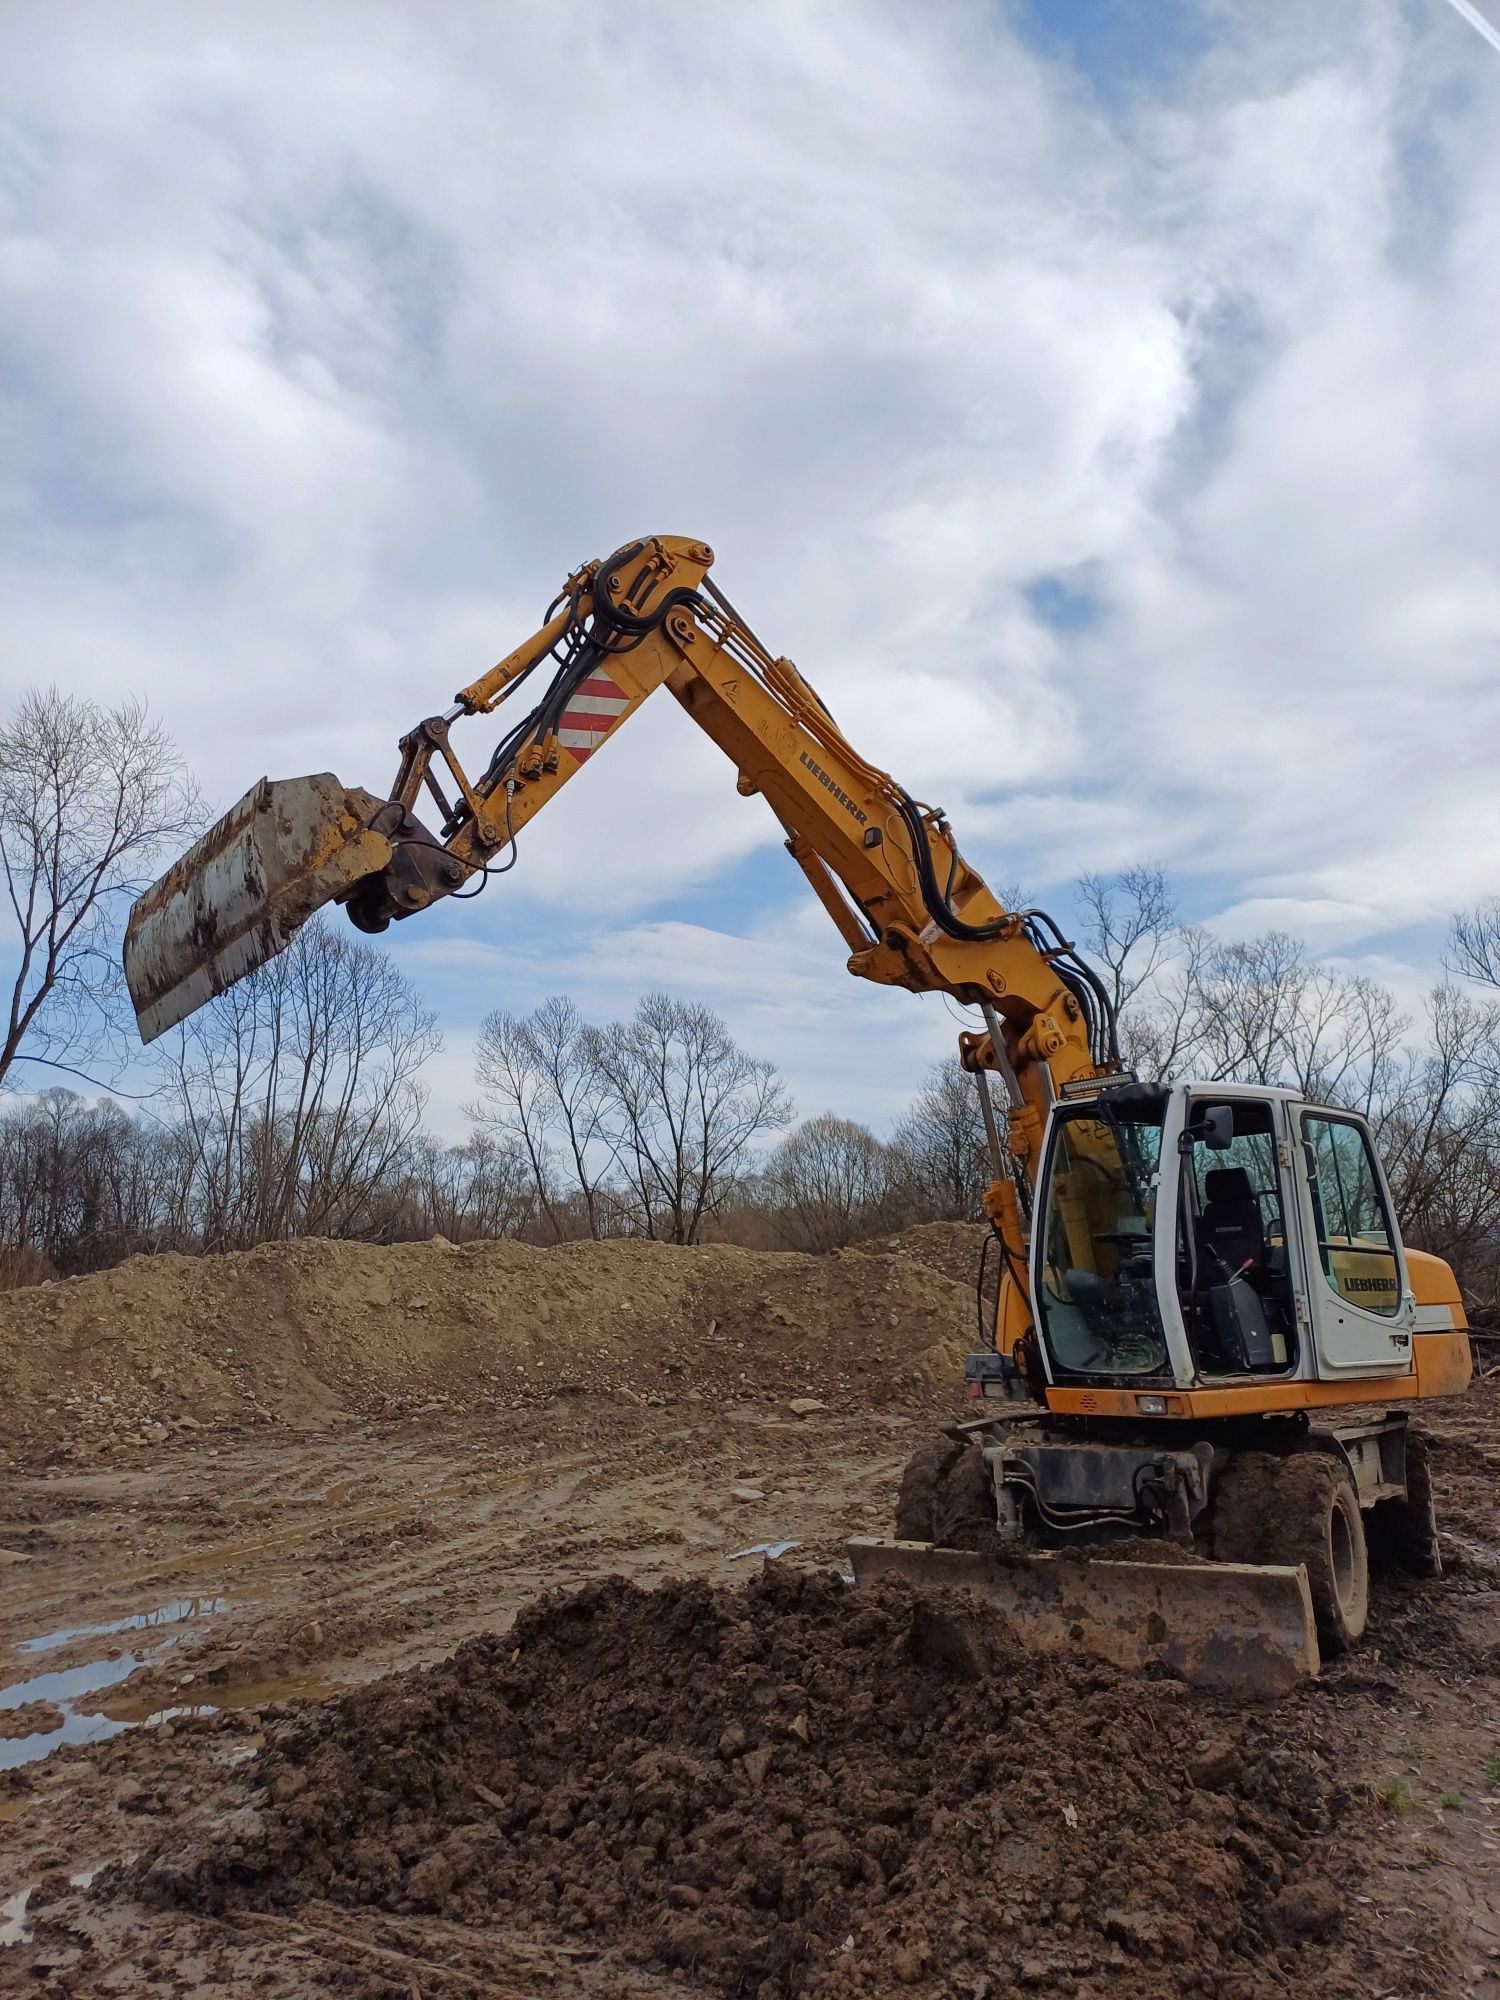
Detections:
1,1313,1493,1996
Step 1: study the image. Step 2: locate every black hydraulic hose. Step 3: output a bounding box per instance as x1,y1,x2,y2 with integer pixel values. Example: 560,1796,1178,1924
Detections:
1052,959,1102,1062
1019,907,1121,1064
980,1222,1032,1353
893,786,1007,942
594,584,706,648
464,560,706,832
977,1228,997,1349
891,791,1120,1068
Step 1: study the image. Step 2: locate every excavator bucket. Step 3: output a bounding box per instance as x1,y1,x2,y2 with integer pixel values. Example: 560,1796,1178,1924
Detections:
849,1537,1321,1696
124,774,393,1043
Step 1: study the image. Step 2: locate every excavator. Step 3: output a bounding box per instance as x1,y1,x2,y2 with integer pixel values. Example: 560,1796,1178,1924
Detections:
123,536,1473,1694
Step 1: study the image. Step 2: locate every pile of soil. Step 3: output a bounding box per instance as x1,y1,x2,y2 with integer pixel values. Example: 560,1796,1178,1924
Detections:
134,1567,1366,2000
0,1225,981,1460
1422,1364,1500,1557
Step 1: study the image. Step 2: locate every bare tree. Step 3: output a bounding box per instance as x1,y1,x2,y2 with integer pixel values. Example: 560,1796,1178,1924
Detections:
586,993,791,1244
390,1129,539,1244
1122,927,1409,1107
470,996,619,1240
1076,865,1180,1025
763,1112,903,1252
1450,899,1500,992
0,688,200,1091
157,918,439,1248
1374,984,1500,1314
891,1058,990,1221
470,1007,565,1237
0,1088,190,1280
1120,921,1215,1078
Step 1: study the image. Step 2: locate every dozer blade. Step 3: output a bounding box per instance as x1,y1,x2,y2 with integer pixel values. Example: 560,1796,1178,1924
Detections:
124,774,393,1044
849,1537,1320,1696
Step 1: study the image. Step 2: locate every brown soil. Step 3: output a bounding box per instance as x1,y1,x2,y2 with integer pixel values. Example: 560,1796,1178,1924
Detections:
0,1703,64,1740
0,1229,1495,1999
130,1568,1373,1999
0,1225,977,1457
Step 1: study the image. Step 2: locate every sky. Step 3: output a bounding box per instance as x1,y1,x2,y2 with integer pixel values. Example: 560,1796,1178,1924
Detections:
3,0,1499,1137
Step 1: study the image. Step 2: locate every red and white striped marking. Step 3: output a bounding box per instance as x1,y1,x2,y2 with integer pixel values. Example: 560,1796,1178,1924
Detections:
557,674,630,762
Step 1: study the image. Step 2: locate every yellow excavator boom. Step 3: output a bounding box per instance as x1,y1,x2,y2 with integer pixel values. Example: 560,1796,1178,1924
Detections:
124,534,1115,1260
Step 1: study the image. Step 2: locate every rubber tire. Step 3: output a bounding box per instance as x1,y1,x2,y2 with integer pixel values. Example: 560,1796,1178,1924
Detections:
1213,1450,1370,1656
1368,1429,1442,1579
894,1438,996,1551
1210,1451,1283,1566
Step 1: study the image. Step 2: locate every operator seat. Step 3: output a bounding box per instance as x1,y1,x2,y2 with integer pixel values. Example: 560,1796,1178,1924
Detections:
1199,1167,1264,1277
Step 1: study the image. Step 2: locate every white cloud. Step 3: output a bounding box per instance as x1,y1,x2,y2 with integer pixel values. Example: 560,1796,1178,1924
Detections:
3,0,1497,1130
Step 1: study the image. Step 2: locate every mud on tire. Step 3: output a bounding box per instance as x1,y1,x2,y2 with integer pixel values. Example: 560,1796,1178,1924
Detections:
1210,1451,1283,1567
1367,1428,1442,1579
1213,1449,1369,1656
894,1437,996,1551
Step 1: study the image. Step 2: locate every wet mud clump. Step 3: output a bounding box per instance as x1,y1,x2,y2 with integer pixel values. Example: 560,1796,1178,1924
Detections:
134,1567,1370,1999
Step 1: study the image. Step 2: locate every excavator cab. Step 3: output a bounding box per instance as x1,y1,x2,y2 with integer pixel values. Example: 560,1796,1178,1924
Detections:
1026,1080,1431,1397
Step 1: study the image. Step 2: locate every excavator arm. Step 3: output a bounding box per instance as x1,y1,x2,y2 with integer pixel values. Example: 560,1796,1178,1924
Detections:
127,537,1113,1088
125,534,1124,1352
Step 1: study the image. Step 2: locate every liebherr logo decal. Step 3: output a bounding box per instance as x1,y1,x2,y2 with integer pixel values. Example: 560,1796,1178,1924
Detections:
799,749,868,825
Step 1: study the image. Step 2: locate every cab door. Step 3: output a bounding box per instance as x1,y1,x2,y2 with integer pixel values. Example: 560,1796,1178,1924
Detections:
1294,1109,1416,1377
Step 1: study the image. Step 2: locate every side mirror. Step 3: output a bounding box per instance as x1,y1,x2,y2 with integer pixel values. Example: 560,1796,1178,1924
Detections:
1179,1103,1235,1153
1203,1105,1234,1151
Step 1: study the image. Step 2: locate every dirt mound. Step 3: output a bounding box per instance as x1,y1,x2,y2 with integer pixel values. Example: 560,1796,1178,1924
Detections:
0,1229,972,1459
1423,1367,1500,1554
858,1219,985,1291
133,1566,1367,1999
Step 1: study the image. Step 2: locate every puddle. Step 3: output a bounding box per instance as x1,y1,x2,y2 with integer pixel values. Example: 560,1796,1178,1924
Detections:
0,1583,335,1772
0,1653,148,1772
1,1596,241,1772
0,1663,337,1771
19,1596,230,1656
1442,1529,1500,1572
0,1889,31,1948
2,1651,148,1710
0,1704,134,1773
98,1673,335,1729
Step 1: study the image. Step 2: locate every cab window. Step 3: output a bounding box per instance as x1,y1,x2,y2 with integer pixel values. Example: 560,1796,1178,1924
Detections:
1175,1099,1295,1373
1034,1100,1169,1380
1301,1113,1401,1318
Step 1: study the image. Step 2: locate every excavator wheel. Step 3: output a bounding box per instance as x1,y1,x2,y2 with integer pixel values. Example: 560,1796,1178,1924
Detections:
894,1438,996,1551
1214,1450,1368,1656
1368,1429,1442,1579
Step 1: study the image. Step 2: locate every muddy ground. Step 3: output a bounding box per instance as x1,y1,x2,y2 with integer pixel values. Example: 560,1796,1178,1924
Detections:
0,1228,1497,1998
